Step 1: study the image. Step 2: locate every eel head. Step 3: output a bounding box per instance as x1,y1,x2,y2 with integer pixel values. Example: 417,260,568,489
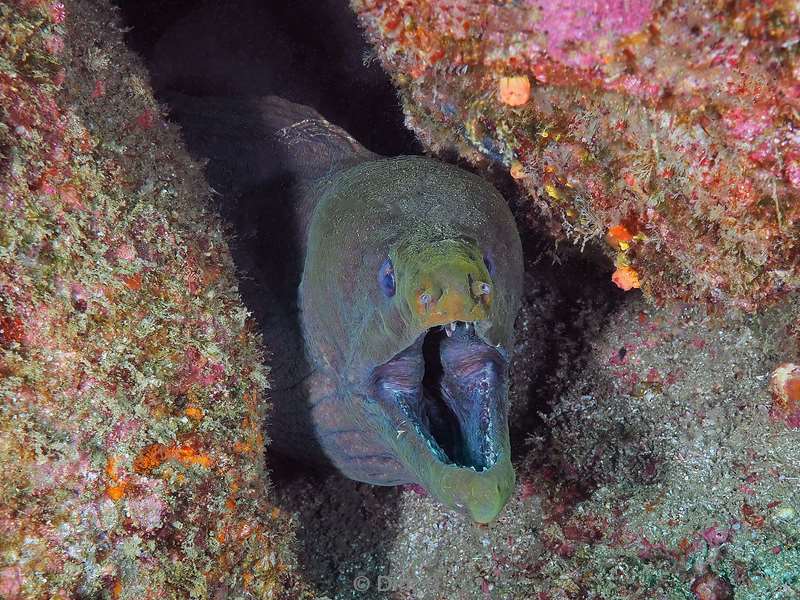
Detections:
301,157,523,523
366,238,515,523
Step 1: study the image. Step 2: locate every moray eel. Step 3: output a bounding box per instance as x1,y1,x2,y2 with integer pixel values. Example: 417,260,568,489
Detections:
169,95,524,523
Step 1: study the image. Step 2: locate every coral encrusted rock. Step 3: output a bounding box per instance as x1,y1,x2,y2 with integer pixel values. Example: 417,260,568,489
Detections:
352,0,800,309
0,1,303,598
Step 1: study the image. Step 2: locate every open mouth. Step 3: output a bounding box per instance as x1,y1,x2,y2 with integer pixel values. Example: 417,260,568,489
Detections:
370,321,507,471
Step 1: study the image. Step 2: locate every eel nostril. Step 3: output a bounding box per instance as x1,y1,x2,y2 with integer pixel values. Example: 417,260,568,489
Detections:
419,286,445,308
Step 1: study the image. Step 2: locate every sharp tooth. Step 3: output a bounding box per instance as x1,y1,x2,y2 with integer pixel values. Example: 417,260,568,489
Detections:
445,326,453,337
449,322,456,332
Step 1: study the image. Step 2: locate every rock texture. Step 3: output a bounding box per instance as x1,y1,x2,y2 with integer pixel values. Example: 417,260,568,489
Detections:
0,2,302,598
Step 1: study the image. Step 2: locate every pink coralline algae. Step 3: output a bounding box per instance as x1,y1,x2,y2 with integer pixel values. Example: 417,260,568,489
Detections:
691,572,734,600
701,525,732,547
352,0,800,308
537,0,654,68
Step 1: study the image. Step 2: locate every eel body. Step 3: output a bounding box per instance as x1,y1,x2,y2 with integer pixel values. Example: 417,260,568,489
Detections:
169,95,524,523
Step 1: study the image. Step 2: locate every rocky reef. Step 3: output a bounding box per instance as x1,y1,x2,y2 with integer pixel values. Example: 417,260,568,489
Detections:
352,0,800,309
0,1,301,598
3,1,800,599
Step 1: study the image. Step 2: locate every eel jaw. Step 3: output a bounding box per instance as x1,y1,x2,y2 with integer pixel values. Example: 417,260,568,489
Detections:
369,320,514,522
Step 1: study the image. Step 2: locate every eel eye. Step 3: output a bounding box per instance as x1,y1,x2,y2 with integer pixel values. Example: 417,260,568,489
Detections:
378,258,395,297
483,253,495,277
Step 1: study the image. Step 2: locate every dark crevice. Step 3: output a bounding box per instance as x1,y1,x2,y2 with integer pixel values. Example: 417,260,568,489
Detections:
114,0,419,157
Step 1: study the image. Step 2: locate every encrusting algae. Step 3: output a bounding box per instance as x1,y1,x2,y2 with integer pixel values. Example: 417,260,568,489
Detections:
0,1,306,598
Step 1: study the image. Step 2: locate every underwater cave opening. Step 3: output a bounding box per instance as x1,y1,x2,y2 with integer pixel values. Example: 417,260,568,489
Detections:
100,2,639,595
